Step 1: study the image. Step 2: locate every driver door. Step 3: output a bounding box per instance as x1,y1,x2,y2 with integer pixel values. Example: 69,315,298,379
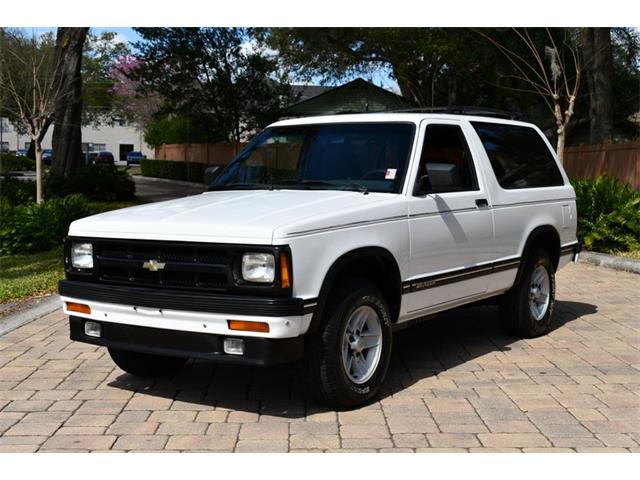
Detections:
406,121,495,313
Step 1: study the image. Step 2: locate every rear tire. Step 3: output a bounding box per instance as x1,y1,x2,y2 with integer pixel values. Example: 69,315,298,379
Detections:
500,248,555,338
108,348,188,377
303,278,392,409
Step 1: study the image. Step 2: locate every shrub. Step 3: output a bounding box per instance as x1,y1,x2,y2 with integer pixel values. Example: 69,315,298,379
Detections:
0,176,36,205
0,194,97,255
45,165,136,202
141,159,208,183
0,154,35,174
571,175,640,253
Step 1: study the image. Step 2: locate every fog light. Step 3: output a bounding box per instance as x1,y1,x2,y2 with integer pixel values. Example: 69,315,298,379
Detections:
223,338,245,356
84,321,102,338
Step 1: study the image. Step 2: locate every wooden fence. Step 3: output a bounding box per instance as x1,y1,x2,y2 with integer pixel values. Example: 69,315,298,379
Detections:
154,141,640,190
563,142,640,190
154,143,247,166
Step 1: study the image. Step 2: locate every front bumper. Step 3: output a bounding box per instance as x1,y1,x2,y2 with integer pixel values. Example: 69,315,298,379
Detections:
59,280,314,317
69,316,304,366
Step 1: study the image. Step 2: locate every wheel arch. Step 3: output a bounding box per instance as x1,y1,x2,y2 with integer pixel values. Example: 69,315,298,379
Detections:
307,247,402,334
513,225,561,288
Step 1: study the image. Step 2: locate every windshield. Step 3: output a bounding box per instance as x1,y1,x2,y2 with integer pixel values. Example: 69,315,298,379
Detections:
211,123,415,194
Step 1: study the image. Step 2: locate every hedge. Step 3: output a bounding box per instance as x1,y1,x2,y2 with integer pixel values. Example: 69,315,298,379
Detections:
0,194,97,255
0,154,35,174
140,159,208,183
571,175,640,254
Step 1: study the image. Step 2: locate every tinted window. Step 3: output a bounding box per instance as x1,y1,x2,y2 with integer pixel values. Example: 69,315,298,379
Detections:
214,123,415,193
416,124,478,193
471,122,564,189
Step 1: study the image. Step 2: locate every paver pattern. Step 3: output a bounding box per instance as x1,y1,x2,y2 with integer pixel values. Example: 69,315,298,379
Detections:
1,262,638,452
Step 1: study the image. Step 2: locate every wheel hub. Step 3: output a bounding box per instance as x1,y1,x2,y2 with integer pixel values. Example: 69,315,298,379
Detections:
341,305,383,384
529,265,550,321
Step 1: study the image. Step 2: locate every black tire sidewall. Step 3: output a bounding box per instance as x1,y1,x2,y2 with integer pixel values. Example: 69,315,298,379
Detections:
334,289,392,400
311,280,393,408
515,250,555,337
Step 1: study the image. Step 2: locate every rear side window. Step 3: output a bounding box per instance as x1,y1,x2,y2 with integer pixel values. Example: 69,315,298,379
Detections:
471,122,564,189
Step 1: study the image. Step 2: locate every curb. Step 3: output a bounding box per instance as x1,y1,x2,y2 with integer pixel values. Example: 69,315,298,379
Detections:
579,251,640,275
134,175,205,189
0,295,61,337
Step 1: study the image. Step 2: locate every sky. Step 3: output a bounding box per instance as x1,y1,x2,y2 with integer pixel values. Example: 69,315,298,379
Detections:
31,27,399,93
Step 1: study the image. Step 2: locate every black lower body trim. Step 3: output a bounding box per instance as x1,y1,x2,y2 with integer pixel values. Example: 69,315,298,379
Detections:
60,280,311,317
402,257,521,294
69,316,304,366
560,240,582,259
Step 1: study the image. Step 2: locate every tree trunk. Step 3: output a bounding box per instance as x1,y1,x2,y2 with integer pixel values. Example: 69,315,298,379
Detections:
34,138,43,204
556,127,566,165
582,28,614,144
51,27,89,178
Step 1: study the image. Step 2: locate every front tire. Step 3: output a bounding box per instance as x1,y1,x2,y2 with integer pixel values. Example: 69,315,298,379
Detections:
303,278,392,409
108,348,188,377
500,248,556,338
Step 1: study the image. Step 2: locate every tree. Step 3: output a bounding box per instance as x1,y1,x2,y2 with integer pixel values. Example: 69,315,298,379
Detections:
253,27,494,108
50,27,89,178
82,31,131,125
0,29,59,202
582,28,614,144
477,28,582,163
131,28,291,143
110,55,162,131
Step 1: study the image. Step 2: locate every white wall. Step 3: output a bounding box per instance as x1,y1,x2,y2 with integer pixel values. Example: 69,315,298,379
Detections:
0,118,154,160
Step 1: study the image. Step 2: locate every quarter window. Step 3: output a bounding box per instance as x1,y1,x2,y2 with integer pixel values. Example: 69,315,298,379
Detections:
471,122,564,189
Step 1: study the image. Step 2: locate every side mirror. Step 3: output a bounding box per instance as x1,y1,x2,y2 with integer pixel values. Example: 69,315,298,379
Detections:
203,166,222,185
414,174,431,196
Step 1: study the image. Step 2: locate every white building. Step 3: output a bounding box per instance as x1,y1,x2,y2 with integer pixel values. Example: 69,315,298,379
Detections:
0,117,154,161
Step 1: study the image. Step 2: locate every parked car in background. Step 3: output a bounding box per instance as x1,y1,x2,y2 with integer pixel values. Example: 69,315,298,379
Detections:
42,149,53,166
126,151,146,165
16,148,28,157
94,151,115,165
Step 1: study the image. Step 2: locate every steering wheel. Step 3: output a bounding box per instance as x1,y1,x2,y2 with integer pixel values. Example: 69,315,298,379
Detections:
360,169,389,180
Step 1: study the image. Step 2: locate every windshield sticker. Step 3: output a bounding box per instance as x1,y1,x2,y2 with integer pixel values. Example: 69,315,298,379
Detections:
385,168,397,180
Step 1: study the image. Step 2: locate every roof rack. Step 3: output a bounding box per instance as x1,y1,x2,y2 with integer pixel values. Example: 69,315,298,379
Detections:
390,106,521,120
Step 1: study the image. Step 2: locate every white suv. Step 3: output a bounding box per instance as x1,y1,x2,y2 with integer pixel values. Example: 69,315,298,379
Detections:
60,112,580,407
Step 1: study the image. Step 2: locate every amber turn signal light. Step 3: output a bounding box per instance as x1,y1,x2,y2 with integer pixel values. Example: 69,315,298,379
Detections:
66,302,91,314
280,252,291,289
227,320,270,333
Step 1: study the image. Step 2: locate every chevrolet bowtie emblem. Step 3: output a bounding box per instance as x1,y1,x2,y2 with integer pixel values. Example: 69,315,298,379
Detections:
142,259,166,272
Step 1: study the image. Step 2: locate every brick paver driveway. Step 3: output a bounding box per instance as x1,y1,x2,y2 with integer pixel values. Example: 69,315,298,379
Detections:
1,262,638,452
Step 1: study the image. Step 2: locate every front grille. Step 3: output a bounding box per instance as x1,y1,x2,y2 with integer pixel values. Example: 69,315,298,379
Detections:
93,239,232,292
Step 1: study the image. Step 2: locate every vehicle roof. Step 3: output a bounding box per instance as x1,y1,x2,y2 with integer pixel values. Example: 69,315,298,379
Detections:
271,113,538,129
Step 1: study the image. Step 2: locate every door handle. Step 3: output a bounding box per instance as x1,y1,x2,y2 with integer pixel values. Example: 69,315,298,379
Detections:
475,198,489,208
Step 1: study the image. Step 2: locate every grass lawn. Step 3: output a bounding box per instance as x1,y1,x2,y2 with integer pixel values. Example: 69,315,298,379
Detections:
0,200,140,305
0,247,64,304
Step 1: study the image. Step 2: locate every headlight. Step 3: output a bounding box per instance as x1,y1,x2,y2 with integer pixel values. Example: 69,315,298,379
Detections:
71,242,93,269
241,253,275,283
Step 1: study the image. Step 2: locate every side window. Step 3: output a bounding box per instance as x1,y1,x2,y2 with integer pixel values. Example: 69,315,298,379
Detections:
416,124,478,194
471,122,565,189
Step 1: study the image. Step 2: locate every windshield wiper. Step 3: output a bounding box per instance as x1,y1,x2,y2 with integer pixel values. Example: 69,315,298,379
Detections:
276,179,369,194
346,182,369,194
276,179,342,188
208,182,274,191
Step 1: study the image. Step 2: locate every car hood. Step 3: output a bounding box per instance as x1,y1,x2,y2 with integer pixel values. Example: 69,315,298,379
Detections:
69,189,407,244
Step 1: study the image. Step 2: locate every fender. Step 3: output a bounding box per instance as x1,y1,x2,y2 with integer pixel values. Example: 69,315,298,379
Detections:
512,225,560,288
307,246,402,334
